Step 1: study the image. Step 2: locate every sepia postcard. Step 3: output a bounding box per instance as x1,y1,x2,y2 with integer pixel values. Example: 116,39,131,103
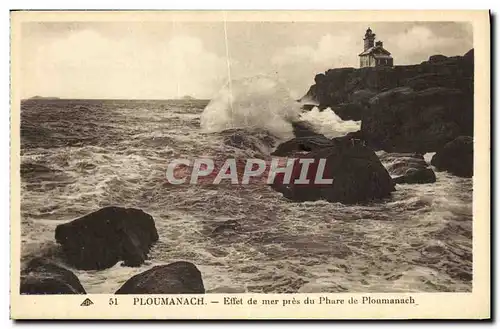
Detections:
10,10,490,320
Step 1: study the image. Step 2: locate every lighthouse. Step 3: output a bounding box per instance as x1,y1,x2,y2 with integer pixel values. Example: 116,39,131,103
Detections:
358,28,394,68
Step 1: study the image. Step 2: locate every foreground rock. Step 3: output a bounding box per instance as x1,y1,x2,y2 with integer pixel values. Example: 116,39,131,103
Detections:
55,206,159,270
20,258,86,294
379,152,436,184
271,136,395,204
431,136,473,177
115,261,205,294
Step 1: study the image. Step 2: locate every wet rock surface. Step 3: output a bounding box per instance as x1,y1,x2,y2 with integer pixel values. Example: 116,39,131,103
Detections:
20,258,86,294
115,261,205,294
431,136,473,177
55,206,159,270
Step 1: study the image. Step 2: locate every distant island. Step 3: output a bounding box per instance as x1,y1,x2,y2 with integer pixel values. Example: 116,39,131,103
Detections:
26,96,61,100
180,95,196,101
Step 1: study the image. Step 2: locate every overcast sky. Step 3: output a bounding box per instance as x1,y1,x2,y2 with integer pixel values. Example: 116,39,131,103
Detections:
20,21,473,99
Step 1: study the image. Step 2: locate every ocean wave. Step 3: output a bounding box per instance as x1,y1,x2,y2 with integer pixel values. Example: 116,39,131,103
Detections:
201,76,301,139
299,107,361,138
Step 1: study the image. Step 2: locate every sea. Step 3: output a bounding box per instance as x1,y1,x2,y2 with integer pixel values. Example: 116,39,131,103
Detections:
20,77,472,293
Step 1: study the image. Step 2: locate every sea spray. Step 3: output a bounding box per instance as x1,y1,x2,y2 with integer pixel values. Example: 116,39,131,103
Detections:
299,106,361,138
201,76,361,142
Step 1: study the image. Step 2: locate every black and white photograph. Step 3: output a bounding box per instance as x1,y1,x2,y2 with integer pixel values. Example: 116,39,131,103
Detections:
10,10,490,320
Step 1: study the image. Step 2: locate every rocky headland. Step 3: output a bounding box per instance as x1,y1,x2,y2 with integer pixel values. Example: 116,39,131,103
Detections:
302,49,474,155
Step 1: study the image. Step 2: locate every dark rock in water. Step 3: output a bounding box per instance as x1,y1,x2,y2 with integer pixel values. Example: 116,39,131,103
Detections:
362,87,472,152
20,258,86,294
431,136,473,177
55,206,159,270
272,134,335,157
271,138,395,204
115,261,205,294
379,152,436,184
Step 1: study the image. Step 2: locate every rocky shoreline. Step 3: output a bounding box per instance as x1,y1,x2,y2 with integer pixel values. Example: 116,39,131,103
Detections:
20,49,474,294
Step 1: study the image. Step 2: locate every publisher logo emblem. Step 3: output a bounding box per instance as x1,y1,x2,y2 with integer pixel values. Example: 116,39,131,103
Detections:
80,298,94,307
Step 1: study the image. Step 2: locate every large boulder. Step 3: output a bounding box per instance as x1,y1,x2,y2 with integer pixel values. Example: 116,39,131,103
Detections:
361,87,472,152
20,258,86,294
115,261,205,294
431,136,473,177
271,137,395,204
55,206,159,270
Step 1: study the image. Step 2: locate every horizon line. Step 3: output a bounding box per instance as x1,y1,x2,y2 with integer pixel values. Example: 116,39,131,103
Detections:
21,97,212,101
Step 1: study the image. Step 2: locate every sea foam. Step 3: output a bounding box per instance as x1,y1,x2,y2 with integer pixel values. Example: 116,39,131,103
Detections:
200,76,301,140
201,75,360,140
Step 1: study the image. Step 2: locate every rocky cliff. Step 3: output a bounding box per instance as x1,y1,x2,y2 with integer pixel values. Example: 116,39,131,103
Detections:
303,49,474,153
